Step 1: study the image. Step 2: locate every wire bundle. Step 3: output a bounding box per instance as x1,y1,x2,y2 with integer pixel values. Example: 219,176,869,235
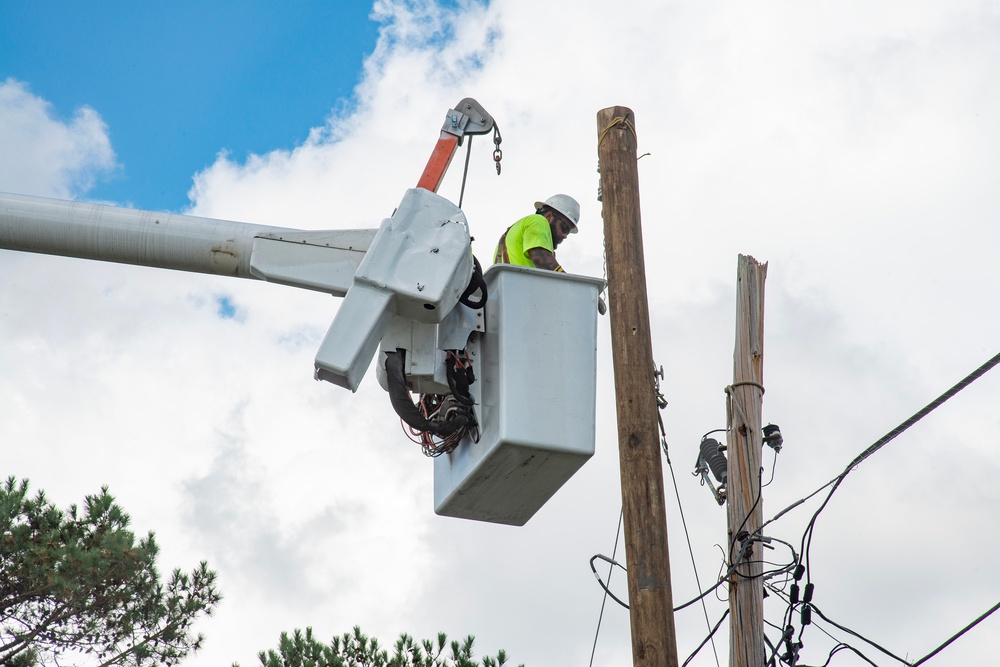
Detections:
402,393,478,457
588,352,1000,667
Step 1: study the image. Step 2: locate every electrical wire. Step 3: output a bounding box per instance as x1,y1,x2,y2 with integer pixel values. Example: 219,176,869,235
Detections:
673,575,732,613
728,468,764,569
762,445,779,488
589,553,737,614
595,355,1000,666
813,643,880,667
658,411,721,667
768,583,1000,667
766,583,888,667
588,509,623,667
798,351,1000,585
681,609,729,667
806,601,910,665
655,364,725,667
765,351,1000,537
910,598,1000,667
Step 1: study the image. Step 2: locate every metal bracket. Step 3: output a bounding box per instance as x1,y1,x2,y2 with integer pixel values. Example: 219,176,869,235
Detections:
442,98,494,141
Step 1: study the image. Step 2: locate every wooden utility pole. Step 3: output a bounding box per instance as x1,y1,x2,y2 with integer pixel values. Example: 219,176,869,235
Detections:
597,106,679,667
727,254,768,667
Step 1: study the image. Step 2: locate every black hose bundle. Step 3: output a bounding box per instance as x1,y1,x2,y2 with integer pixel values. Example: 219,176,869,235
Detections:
458,256,487,309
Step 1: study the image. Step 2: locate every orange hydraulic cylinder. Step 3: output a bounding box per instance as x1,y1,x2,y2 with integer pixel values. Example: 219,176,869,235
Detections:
416,132,460,193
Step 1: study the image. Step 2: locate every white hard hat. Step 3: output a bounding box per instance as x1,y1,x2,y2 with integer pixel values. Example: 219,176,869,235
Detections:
534,194,580,233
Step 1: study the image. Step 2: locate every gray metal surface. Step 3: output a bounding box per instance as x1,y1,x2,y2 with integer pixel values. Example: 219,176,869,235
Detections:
0,192,287,278
434,264,605,525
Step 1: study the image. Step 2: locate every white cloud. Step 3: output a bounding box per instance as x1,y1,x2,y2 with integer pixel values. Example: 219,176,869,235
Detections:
0,78,117,198
3,1,1000,666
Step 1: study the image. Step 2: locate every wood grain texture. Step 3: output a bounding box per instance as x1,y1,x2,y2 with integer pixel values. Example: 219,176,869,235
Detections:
727,254,768,667
597,106,679,667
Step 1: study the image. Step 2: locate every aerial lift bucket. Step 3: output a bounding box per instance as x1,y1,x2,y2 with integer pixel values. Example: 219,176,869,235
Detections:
433,264,604,526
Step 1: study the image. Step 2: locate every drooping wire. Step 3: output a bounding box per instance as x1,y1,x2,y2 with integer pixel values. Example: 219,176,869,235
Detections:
589,554,738,614
815,643,880,667
588,509,623,667
807,602,911,665
589,553,629,610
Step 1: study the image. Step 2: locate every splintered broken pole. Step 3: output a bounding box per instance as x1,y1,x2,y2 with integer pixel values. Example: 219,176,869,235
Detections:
727,254,768,667
597,105,680,667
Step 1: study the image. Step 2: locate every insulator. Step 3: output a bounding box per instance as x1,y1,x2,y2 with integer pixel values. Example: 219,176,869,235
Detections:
793,564,805,581
789,583,800,606
763,423,783,452
801,604,812,626
803,583,814,604
699,437,728,485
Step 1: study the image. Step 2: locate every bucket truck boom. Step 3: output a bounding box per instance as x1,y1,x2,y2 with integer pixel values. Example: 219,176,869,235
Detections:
0,97,604,526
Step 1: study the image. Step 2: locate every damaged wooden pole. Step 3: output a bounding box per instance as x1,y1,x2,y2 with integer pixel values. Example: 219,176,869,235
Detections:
727,254,768,667
597,106,679,667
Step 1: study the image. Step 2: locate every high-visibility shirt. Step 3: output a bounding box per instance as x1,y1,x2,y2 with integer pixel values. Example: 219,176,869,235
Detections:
493,214,553,267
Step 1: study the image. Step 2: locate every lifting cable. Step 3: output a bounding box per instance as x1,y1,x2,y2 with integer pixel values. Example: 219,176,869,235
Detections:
457,123,502,209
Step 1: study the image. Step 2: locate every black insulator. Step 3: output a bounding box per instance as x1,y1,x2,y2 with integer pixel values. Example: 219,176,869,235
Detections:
801,604,812,626
803,583,814,604
793,564,805,581
763,423,783,452
789,583,800,606
699,437,728,484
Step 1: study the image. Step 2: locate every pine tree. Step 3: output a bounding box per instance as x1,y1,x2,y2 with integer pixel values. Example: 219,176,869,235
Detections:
0,477,221,666
246,626,523,667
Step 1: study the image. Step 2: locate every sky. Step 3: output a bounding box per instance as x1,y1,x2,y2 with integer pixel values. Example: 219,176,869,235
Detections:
2,1,1000,666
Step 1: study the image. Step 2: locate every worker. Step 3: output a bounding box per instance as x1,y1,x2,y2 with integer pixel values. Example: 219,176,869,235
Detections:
493,194,580,272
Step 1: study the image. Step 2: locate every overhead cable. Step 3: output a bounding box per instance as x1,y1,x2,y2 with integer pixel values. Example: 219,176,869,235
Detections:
910,598,1000,667
765,350,1000,533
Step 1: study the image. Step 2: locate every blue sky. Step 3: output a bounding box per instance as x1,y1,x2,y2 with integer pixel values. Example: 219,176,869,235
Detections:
1,2,379,211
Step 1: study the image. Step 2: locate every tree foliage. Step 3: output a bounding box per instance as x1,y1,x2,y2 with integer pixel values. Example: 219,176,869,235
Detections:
0,477,221,666
246,626,523,667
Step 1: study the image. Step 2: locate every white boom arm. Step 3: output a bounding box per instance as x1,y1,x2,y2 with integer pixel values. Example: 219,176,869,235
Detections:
0,188,474,392
0,191,375,295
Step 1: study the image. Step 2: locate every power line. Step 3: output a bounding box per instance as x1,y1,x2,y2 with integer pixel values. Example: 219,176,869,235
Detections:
910,598,1000,667
658,407,722,667
764,350,1000,535
607,351,1000,665
753,351,1000,666
588,509,623,667
799,351,1000,584
682,609,729,667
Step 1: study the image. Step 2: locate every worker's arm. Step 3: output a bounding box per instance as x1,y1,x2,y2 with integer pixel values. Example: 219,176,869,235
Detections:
526,247,565,272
